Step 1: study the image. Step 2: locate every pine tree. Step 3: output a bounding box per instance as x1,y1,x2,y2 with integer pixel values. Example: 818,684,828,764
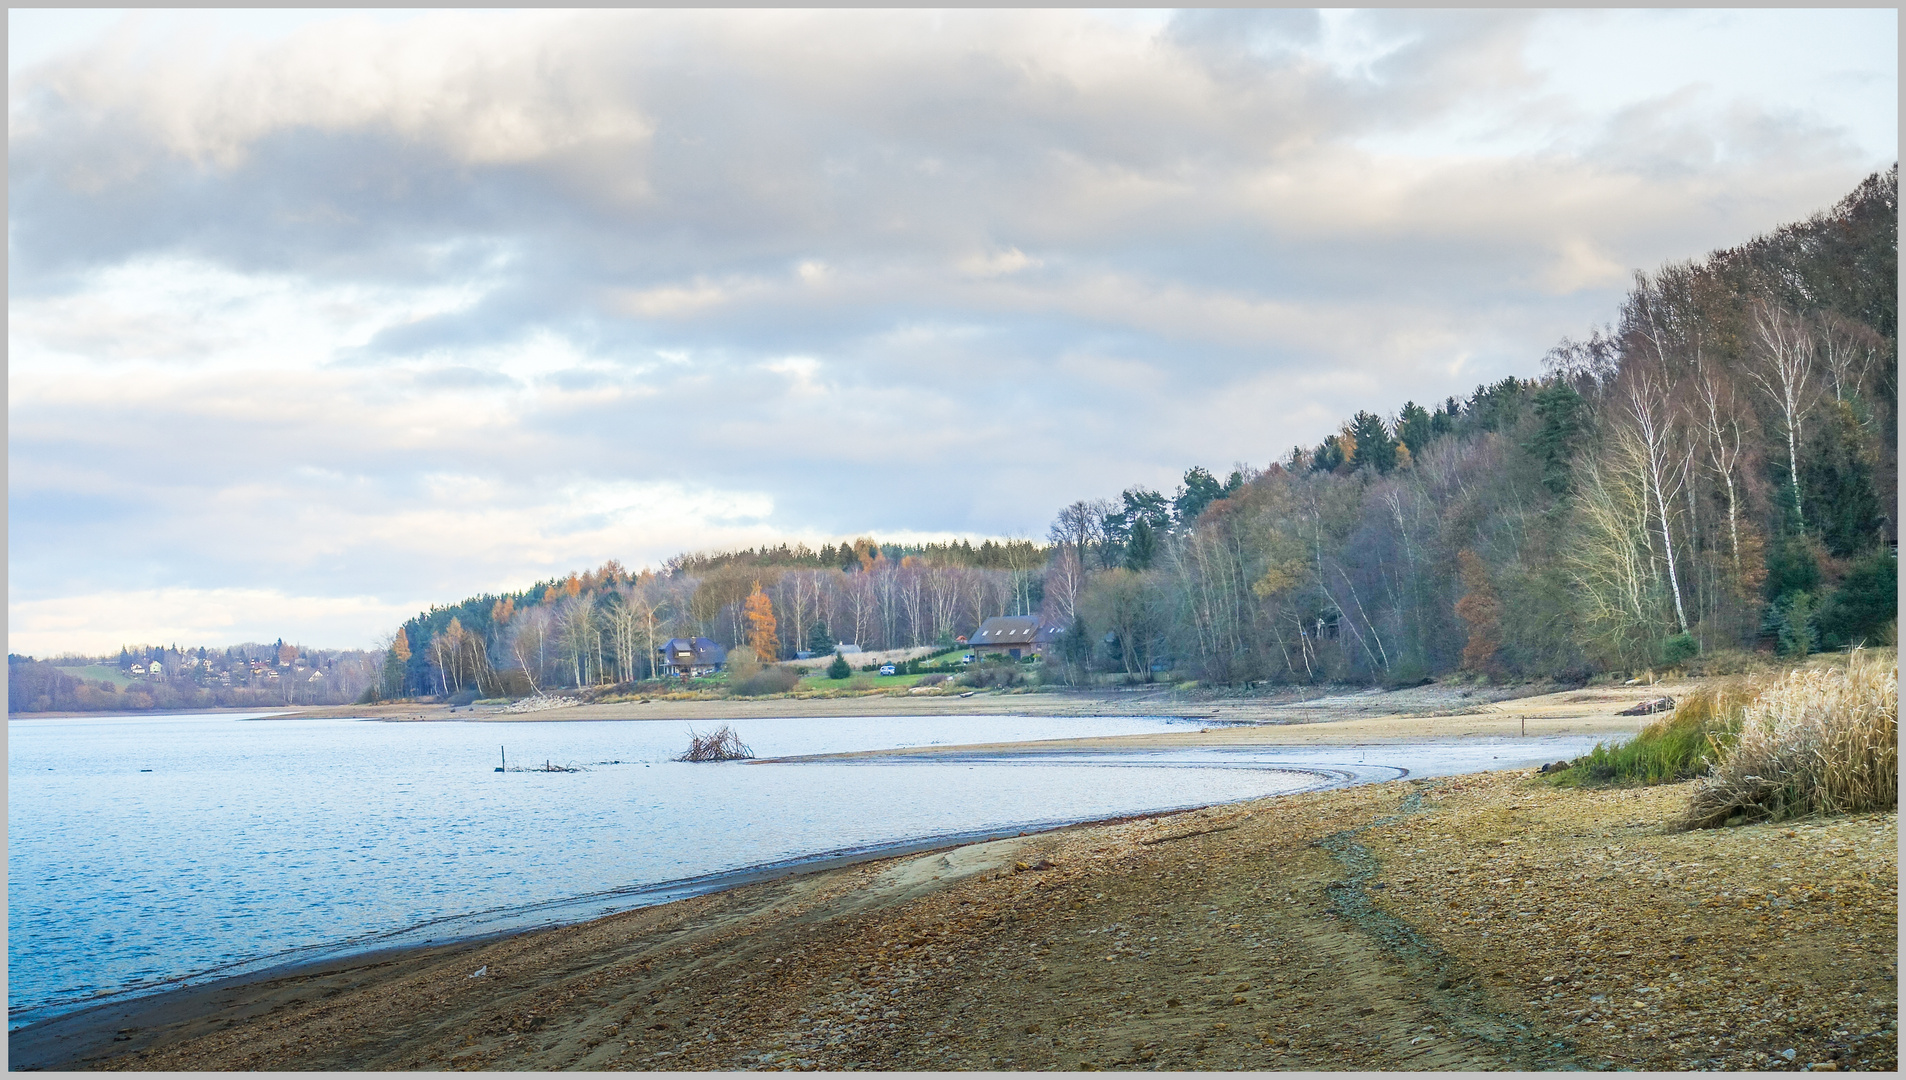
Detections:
1348,411,1398,474
1395,401,1434,459
808,620,836,656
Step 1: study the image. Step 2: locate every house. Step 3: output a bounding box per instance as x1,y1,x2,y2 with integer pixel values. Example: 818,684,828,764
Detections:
966,616,1064,659
657,637,728,677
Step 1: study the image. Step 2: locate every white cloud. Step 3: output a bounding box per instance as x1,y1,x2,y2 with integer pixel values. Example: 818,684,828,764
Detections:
8,588,419,657
7,8,1895,652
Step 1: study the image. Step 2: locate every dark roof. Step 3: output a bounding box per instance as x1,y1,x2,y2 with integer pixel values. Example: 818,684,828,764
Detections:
657,637,727,663
969,616,1064,646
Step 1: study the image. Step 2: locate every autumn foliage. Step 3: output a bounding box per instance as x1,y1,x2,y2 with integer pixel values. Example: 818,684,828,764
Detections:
1453,549,1503,676
743,582,779,661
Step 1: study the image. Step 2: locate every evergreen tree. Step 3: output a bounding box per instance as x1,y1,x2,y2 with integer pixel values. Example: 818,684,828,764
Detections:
826,651,852,679
1311,434,1346,472
1816,549,1899,647
1395,401,1434,458
1801,400,1884,557
1348,411,1397,474
1173,466,1227,524
808,620,836,656
1526,381,1586,494
1124,518,1157,570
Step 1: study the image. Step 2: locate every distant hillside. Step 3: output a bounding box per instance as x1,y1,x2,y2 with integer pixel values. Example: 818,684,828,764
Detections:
380,167,1897,700
7,642,380,714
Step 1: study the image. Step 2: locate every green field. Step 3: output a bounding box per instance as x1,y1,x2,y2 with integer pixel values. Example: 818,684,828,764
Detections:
56,665,136,687
796,671,947,691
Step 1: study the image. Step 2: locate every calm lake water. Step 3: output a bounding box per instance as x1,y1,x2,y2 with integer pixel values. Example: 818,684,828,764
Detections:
6,711,1601,1029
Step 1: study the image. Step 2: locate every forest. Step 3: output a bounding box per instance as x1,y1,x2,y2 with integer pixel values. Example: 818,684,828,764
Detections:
368,167,1895,700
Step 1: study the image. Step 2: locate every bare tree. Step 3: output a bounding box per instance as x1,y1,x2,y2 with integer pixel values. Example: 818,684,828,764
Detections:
1693,361,1751,575
1746,302,1818,527
1818,311,1883,404
898,560,926,647
845,571,875,647
1044,546,1086,625
1625,372,1692,634
604,587,643,683
926,566,960,643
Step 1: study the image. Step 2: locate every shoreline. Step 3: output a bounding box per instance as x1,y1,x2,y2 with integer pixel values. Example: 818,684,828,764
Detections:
8,772,1354,1072
5,681,1673,1057
22,678,1879,1072
25,765,1893,1072
3,675,1652,725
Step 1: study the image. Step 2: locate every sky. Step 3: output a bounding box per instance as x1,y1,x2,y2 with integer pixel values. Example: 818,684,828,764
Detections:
7,8,1898,656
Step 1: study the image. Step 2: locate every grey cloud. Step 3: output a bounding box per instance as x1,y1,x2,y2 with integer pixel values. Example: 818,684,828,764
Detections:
8,9,1892,648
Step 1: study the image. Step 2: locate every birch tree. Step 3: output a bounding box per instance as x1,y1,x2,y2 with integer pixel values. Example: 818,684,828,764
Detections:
1747,302,1818,527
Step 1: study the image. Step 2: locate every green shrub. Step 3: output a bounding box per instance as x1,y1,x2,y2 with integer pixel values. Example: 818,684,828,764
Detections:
1772,591,1820,657
1658,632,1699,667
1817,549,1898,648
826,653,852,680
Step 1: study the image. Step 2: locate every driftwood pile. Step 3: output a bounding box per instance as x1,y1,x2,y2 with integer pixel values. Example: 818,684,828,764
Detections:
677,724,755,762
1617,695,1676,716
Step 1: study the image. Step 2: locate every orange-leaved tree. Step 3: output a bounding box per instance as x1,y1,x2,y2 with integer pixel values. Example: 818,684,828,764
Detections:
1453,549,1503,676
743,582,779,661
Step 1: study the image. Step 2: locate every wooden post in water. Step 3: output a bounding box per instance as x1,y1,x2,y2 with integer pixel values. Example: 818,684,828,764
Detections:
497,746,506,772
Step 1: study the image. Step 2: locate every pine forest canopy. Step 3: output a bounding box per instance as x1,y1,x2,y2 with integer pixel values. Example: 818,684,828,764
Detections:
364,167,1895,700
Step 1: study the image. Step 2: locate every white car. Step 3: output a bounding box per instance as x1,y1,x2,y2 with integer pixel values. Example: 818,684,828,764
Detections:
878,663,896,675
960,653,976,664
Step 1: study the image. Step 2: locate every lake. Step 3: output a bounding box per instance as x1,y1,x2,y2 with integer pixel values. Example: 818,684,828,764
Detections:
6,711,1600,1029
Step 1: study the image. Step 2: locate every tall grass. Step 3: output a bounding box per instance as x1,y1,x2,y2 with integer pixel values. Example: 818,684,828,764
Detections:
1551,685,1750,786
1678,649,1898,829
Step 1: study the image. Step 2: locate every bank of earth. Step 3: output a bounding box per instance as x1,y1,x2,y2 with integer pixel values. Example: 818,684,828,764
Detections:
68,767,1896,1072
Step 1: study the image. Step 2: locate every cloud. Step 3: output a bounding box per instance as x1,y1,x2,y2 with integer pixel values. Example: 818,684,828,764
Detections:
7,8,1895,650
7,588,419,658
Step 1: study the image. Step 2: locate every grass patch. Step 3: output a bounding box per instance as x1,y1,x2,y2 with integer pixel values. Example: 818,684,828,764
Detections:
1545,684,1752,787
56,665,135,687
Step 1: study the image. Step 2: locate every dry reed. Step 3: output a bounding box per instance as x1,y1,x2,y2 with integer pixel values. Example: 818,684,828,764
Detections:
677,724,755,762
1679,649,1898,829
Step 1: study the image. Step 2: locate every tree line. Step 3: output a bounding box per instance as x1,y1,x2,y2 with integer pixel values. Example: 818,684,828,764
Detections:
381,167,1896,699
7,642,382,714
375,542,1056,699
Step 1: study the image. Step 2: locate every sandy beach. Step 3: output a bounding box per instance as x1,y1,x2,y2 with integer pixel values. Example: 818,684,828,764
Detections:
12,679,1897,1072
